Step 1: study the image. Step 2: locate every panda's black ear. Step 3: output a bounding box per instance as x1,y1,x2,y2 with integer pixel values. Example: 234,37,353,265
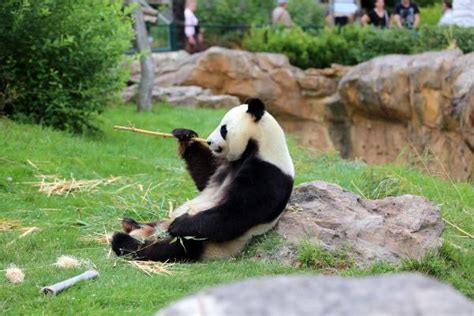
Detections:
245,97,265,122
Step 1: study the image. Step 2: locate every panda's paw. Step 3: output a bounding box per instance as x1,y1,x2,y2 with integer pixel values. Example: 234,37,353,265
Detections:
172,128,199,142
168,214,195,237
121,217,142,233
111,232,142,258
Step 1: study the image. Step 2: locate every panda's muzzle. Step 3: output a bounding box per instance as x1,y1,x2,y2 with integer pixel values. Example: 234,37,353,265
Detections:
207,140,223,153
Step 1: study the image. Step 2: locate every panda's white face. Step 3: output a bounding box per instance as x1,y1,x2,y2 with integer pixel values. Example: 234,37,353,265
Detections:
207,100,295,177
206,104,259,161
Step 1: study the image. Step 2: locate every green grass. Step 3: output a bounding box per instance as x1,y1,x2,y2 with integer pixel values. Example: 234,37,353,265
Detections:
1,104,473,314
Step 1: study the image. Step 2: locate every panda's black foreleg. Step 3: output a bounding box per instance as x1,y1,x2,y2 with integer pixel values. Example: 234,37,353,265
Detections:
168,210,253,243
172,128,219,191
111,232,204,262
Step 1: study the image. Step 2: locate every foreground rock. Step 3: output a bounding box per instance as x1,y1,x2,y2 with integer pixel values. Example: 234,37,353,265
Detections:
272,181,444,265
139,47,473,181
156,273,473,316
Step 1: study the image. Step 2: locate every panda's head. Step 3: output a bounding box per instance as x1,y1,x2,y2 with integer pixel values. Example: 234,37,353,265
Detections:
206,98,266,161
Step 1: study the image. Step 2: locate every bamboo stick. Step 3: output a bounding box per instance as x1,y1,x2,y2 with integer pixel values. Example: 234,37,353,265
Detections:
113,125,208,145
41,270,99,295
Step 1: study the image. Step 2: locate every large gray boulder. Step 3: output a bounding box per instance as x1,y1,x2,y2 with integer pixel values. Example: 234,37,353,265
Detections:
156,273,473,316
271,181,444,265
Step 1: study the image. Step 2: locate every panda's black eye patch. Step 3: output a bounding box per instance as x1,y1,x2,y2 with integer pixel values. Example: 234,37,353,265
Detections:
220,125,228,140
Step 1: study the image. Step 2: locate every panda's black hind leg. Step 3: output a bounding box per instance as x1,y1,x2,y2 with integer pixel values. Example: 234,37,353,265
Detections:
111,232,205,262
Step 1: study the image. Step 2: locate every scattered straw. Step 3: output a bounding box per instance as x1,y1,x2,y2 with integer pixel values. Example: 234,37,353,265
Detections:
81,232,113,245
128,260,173,276
5,226,40,246
5,264,25,284
0,219,21,232
443,218,473,239
18,227,40,238
31,175,121,196
26,159,39,170
54,255,82,269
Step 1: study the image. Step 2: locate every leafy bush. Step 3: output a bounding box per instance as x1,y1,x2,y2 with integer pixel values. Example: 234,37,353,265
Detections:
243,24,474,69
344,27,418,63
418,26,474,53
0,0,133,133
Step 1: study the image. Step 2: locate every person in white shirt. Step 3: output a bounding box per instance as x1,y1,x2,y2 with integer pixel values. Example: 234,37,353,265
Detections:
184,0,203,53
438,0,454,25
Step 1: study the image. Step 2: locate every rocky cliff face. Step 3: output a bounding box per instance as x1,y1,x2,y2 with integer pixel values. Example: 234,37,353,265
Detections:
339,50,473,181
131,47,473,181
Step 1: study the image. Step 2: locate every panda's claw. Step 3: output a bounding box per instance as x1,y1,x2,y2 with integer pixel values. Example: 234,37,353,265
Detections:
171,128,199,142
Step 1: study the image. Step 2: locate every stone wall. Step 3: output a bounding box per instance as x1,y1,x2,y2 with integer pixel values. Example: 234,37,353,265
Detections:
131,47,473,181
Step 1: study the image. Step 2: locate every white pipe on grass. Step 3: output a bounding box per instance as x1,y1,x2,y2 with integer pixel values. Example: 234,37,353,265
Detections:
41,270,99,295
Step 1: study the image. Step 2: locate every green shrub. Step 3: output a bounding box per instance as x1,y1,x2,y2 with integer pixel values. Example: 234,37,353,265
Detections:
243,26,311,68
345,26,418,63
418,25,474,53
243,24,474,69
0,0,133,133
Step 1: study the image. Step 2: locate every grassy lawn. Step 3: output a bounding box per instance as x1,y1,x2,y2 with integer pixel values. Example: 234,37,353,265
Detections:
1,104,472,315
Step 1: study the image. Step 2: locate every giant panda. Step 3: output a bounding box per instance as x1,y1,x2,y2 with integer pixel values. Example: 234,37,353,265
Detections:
111,98,294,261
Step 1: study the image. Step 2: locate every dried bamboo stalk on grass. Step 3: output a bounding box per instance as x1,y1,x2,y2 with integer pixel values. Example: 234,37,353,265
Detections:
41,270,99,295
113,125,208,145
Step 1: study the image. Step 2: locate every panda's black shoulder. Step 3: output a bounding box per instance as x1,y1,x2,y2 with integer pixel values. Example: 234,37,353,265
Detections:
234,140,293,191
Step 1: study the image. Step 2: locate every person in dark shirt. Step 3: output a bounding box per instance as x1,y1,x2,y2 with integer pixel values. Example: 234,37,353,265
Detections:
393,0,420,29
361,0,390,28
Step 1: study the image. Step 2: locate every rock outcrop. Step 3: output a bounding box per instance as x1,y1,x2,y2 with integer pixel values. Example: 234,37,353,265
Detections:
156,273,474,316
272,181,444,265
339,50,474,181
131,47,474,180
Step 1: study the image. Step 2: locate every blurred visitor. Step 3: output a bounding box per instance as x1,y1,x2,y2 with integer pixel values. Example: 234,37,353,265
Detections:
272,0,294,27
361,0,390,28
184,0,203,53
393,0,420,28
438,0,454,25
326,0,358,27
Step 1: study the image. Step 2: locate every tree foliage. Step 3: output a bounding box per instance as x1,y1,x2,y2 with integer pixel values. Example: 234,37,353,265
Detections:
0,0,133,133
